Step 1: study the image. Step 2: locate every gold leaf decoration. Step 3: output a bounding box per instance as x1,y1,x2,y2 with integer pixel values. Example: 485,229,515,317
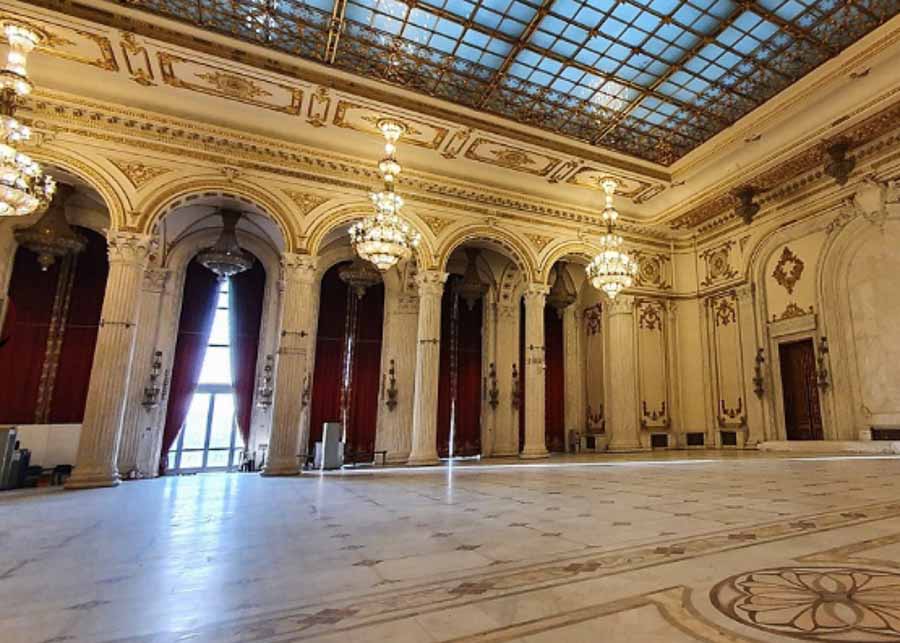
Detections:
525,233,552,252
110,159,171,189
423,216,452,236
285,191,329,215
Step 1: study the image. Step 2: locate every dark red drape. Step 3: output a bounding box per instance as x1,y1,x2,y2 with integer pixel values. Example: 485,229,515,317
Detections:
455,296,482,456
544,307,565,452
160,260,219,473
50,228,108,423
437,282,483,458
309,263,349,447
347,283,384,458
518,299,525,452
229,260,265,448
0,248,62,423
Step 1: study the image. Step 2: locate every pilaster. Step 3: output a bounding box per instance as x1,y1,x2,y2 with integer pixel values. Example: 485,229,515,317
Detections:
262,253,318,476
492,302,520,457
520,284,549,459
736,283,765,446
66,231,152,489
562,306,584,438
606,295,643,452
407,270,447,466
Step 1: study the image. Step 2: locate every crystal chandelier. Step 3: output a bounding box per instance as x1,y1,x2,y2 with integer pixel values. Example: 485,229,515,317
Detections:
547,262,576,316
586,179,638,300
197,209,254,280
454,248,487,310
0,21,56,217
338,257,382,299
349,118,420,272
14,183,85,271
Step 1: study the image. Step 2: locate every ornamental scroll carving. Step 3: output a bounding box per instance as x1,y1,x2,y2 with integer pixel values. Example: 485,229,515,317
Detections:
772,246,804,295
700,241,738,287
713,297,737,327
584,304,603,336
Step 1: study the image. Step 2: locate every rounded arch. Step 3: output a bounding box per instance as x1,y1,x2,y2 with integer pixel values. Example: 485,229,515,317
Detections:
304,200,437,269
437,224,536,282
136,177,298,252
30,147,131,230
536,239,599,282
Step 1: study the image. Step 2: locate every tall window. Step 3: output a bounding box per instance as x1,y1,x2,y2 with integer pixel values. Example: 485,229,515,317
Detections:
167,279,242,472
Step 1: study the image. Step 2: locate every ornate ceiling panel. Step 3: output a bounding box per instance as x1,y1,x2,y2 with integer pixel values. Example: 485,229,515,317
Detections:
123,0,897,165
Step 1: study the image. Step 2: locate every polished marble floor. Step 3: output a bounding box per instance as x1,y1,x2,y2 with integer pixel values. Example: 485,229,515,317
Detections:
2,451,900,642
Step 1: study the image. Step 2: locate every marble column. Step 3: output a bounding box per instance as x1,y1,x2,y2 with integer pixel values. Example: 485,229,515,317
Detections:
262,253,318,476
66,232,152,489
480,291,497,457
606,295,643,451
117,267,170,478
520,284,549,459
736,284,766,446
563,306,584,437
492,302,520,456
407,270,447,466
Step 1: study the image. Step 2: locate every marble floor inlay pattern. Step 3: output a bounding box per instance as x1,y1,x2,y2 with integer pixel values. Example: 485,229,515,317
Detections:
2,452,900,642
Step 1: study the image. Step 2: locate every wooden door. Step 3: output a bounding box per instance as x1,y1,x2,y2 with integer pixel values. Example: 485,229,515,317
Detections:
779,339,823,441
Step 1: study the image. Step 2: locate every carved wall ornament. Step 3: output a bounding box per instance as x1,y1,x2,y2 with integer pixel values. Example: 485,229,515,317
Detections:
119,32,155,86
525,233,552,252
285,191,329,216
632,251,671,289
465,138,559,176
700,241,738,287
306,86,330,128
333,102,448,150
195,71,272,100
440,129,472,160
718,397,745,427
26,19,118,71
772,302,814,322
713,296,737,327
641,401,667,424
772,246,805,295
638,300,664,331
110,159,172,189
583,304,603,336
423,215,452,236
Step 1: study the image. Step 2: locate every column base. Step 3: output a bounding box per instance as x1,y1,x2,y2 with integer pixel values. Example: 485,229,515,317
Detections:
407,453,440,466
519,448,549,460
64,470,120,490
491,448,519,458
261,456,301,477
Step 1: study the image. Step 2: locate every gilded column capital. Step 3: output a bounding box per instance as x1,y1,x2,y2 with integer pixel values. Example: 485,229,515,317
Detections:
106,231,153,266
415,270,447,298
523,283,549,307
607,294,635,316
281,252,318,285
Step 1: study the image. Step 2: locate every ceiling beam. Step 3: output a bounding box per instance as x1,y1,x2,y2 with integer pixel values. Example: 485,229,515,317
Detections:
323,0,348,64
749,1,838,59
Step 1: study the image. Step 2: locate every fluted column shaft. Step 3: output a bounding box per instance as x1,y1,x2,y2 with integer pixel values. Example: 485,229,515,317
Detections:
407,270,447,466
520,284,549,459
263,253,318,476
606,295,642,451
66,232,152,489
563,306,584,436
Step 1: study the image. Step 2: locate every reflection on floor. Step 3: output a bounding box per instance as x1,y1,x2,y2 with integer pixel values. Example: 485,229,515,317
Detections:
2,451,900,642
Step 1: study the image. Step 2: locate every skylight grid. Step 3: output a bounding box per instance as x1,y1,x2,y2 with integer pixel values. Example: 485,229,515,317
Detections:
416,0,543,39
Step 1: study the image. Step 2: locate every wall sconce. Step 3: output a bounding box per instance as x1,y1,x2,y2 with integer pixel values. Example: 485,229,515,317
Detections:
301,371,311,408
384,359,398,411
256,354,274,408
486,362,499,410
753,348,765,398
141,350,163,409
816,336,831,390
511,363,521,410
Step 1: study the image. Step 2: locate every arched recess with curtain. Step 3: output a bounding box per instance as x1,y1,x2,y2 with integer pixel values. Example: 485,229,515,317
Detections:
0,173,111,426
309,261,385,462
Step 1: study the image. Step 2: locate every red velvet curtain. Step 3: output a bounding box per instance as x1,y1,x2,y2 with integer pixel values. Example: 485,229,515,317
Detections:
347,283,384,458
160,260,219,473
50,228,108,423
309,263,349,447
0,247,62,423
229,260,265,449
544,307,565,452
437,281,483,458
455,296,482,456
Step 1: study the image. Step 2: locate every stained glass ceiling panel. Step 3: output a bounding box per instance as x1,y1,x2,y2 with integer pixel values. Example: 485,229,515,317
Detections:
129,0,899,165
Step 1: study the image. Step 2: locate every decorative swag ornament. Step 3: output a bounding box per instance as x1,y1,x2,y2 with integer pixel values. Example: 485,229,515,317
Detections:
0,21,56,217
197,209,254,280
349,118,420,272
586,178,638,300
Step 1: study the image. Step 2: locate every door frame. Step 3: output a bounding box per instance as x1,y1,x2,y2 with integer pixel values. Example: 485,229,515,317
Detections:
767,313,832,441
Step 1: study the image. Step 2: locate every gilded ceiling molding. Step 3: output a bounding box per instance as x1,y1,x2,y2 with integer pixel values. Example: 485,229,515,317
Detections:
437,224,536,284
29,146,130,230
23,91,672,243
137,177,300,253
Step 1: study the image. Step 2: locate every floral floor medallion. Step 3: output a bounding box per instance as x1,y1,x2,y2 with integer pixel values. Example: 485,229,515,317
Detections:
710,567,900,641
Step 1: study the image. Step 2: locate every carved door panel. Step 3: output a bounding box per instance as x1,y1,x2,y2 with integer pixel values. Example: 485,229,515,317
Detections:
779,339,823,441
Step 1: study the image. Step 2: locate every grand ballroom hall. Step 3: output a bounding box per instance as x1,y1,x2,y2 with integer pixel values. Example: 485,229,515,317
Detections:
1,0,900,641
